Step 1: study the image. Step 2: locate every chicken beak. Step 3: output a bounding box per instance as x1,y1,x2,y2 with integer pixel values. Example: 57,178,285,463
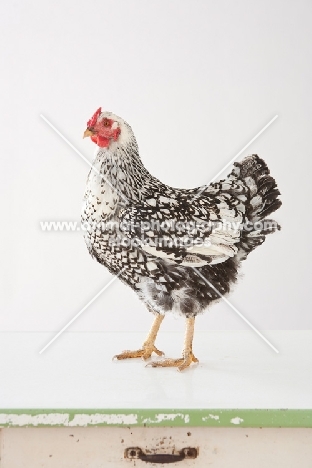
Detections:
83,128,95,138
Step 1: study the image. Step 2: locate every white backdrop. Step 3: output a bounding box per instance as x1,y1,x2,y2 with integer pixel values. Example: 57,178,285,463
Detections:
0,0,311,334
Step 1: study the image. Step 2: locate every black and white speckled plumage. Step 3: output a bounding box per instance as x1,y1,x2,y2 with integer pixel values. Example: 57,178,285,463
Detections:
82,112,282,318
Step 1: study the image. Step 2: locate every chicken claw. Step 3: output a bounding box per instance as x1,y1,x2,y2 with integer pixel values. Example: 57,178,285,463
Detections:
146,352,199,371
113,344,164,361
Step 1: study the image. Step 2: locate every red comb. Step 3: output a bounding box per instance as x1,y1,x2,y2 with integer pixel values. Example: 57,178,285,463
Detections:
87,107,102,127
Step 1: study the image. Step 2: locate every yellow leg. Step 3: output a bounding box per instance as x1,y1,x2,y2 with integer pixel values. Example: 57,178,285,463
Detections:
113,314,165,361
147,317,198,371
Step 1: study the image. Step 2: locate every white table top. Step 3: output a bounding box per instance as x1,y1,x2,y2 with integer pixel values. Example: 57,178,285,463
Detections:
0,330,310,410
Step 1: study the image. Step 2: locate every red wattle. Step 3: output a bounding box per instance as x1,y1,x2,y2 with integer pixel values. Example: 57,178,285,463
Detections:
96,135,110,147
91,135,98,144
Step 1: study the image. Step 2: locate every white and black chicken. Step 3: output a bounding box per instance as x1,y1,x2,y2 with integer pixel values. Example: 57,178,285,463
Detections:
82,107,281,371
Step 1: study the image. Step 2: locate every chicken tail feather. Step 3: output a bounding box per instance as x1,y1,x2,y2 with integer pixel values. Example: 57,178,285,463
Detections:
231,154,282,261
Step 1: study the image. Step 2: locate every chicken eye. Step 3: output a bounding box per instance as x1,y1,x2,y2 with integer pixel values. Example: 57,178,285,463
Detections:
103,118,110,127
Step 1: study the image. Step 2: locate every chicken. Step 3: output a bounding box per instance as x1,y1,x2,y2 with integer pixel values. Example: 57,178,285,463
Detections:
82,107,282,371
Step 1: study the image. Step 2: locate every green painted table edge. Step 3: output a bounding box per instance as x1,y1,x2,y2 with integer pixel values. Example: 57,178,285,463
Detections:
0,409,311,428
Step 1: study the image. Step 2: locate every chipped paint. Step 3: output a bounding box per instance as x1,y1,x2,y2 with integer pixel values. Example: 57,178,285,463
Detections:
69,413,137,426
0,414,69,427
230,417,244,425
0,413,137,427
0,410,311,428
202,414,220,422
142,413,190,424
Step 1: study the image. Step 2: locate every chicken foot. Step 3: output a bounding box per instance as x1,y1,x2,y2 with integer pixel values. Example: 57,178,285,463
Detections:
113,314,164,360
147,317,198,371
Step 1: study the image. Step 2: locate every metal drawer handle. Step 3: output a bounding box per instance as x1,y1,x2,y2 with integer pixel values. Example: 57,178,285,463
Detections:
125,447,198,463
